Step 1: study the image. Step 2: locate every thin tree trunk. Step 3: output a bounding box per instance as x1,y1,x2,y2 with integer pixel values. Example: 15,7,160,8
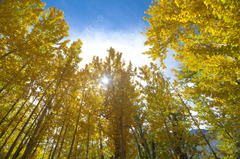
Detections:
12,109,42,159
120,116,124,159
56,123,69,159
0,108,28,151
151,141,156,159
0,91,25,126
68,88,85,159
168,113,188,159
0,49,17,59
20,96,54,159
139,125,151,159
20,76,62,159
99,121,104,159
158,103,178,159
51,121,65,159
12,134,29,159
31,142,40,157
21,66,66,158
4,80,55,158
131,127,143,159
203,102,234,140
0,93,32,138
166,79,219,159
48,136,56,159
42,136,50,159
86,112,91,159
74,133,80,159
0,97,34,151
4,91,46,159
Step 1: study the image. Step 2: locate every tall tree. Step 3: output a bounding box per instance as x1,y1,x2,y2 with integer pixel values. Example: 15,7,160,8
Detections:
138,63,203,159
144,0,240,157
91,48,139,159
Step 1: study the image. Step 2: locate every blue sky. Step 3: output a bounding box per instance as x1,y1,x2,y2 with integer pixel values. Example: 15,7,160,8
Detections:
43,0,151,31
42,0,178,78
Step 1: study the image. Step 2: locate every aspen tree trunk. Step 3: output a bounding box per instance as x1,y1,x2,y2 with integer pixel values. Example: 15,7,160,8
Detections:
131,127,143,159
20,97,54,159
48,137,56,159
158,104,178,159
99,121,104,159
115,137,120,159
51,121,65,159
152,75,177,158
0,48,17,59
0,101,31,151
4,91,47,159
169,82,219,159
3,80,54,157
0,95,31,138
155,74,218,158
151,141,156,159
31,142,40,157
168,113,184,159
35,108,56,140
86,112,91,159
20,76,62,159
120,116,124,159
100,134,104,159
139,125,151,159
0,91,25,126
12,110,41,159
56,123,69,159
33,98,63,148
74,134,80,159
12,134,29,159
42,136,50,159
203,103,234,140
68,88,85,159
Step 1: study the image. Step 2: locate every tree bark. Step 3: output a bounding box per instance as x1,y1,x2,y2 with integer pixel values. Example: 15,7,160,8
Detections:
151,141,156,159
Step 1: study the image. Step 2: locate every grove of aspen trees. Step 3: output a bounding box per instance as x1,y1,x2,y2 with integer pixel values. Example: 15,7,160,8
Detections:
0,0,239,158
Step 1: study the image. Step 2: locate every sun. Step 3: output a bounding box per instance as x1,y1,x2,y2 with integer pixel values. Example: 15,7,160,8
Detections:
101,76,109,85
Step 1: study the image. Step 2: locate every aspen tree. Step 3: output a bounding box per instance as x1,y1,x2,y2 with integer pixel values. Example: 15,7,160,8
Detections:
144,0,240,157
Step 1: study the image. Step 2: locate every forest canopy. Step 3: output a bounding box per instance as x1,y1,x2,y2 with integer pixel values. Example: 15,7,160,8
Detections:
0,0,239,158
